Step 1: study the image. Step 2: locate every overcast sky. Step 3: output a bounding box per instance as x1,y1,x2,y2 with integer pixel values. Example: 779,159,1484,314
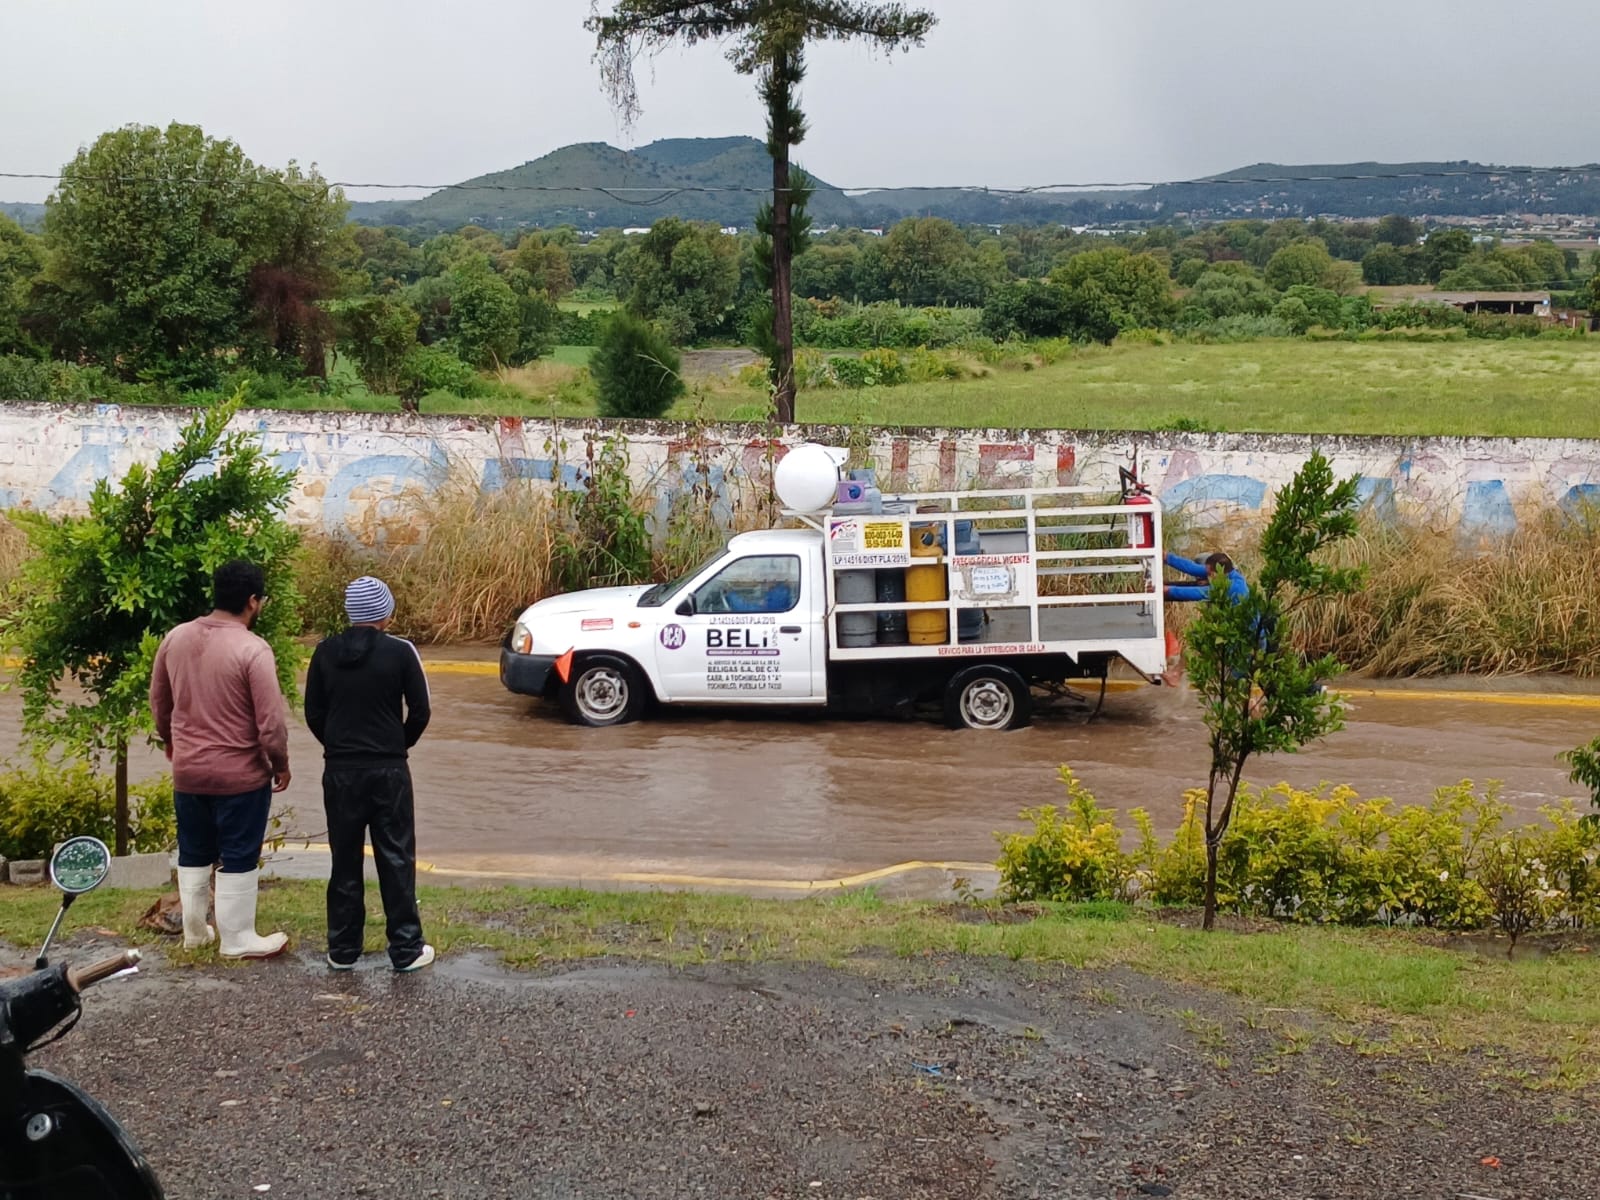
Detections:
4,0,1596,203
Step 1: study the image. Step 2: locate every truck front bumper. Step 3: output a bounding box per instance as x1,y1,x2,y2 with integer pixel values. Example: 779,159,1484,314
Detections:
500,646,559,697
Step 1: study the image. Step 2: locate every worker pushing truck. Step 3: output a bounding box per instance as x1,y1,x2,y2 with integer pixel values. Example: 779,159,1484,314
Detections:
500,444,1170,731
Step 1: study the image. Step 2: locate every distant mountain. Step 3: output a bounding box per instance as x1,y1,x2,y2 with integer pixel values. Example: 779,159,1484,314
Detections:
1139,161,1600,220
0,202,46,231
355,136,861,230
349,143,1600,231
11,144,1597,233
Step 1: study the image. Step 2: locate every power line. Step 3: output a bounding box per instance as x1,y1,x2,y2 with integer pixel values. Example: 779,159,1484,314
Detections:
3,163,1600,201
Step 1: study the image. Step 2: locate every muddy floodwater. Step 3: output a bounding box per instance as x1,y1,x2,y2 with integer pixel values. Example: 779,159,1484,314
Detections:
6,652,1594,882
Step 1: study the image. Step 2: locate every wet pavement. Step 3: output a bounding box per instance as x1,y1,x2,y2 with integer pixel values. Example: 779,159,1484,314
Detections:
3,652,1595,887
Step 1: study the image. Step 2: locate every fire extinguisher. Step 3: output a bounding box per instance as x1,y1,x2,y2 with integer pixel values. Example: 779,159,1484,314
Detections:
1120,467,1155,550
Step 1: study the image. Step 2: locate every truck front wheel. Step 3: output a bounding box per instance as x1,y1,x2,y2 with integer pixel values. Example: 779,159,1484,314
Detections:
560,655,646,727
944,665,1032,731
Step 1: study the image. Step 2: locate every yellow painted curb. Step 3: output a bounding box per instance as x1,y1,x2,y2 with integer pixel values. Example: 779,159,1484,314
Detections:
424,660,501,677
1337,687,1600,710
286,842,994,891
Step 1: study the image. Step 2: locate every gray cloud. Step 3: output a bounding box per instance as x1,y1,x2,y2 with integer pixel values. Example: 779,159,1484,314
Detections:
3,0,1595,203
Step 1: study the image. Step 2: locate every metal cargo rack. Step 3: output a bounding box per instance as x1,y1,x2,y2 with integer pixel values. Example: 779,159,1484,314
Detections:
786,482,1167,678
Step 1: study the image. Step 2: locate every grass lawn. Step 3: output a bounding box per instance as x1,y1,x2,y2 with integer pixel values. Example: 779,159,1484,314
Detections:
463,337,1600,437
4,880,1597,1083
248,338,1600,437
548,344,593,367
723,338,1600,437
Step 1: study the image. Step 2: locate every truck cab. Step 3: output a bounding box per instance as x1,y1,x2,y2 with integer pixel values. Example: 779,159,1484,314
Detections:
501,453,1168,732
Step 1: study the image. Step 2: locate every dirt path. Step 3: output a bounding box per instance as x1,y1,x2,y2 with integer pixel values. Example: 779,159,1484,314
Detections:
3,659,1592,884
25,939,1597,1199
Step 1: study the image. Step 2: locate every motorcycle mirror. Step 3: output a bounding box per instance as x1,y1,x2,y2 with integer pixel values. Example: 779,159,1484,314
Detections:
37,836,113,969
50,836,113,895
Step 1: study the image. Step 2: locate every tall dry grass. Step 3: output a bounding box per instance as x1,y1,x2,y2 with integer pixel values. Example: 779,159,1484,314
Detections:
1291,512,1600,677
298,461,561,644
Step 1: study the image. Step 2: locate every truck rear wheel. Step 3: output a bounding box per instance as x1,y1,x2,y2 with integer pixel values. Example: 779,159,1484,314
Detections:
560,655,645,727
944,665,1032,731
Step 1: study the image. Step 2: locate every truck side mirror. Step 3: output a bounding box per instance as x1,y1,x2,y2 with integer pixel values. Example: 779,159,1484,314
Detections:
676,595,695,616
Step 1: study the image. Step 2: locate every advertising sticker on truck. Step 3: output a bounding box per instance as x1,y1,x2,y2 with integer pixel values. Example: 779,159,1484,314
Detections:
660,623,687,649
704,623,783,692
828,517,911,568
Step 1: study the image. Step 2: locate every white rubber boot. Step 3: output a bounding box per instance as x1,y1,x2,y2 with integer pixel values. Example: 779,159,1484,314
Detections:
215,869,289,960
176,865,215,949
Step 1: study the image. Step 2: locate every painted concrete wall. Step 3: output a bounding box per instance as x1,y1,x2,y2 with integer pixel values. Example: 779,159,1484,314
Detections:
1,402,1596,542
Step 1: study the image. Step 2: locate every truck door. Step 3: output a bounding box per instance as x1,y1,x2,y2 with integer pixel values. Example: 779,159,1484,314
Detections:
653,552,821,702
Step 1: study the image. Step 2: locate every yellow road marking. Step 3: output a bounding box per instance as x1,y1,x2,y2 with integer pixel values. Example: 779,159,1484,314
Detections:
286,842,993,891
1337,687,1600,710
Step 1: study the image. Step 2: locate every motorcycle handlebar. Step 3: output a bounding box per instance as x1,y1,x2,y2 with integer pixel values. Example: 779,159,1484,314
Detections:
67,949,141,993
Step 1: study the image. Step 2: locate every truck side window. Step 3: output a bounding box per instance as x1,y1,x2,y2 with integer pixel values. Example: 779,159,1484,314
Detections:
693,555,801,615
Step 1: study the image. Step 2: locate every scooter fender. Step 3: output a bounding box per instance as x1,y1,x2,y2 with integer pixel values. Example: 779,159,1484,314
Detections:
0,1069,163,1199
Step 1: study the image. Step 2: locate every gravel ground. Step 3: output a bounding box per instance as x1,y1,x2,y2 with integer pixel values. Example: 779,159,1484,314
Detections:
16,936,1598,1200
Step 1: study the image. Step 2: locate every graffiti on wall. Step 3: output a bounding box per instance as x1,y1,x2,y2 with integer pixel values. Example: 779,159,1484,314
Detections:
2,404,1598,543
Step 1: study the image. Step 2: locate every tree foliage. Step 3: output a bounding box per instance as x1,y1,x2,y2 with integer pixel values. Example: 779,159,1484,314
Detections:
1050,248,1176,331
1263,239,1334,291
617,217,742,343
2,393,302,851
34,123,347,388
0,215,42,355
591,310,685,419
1180,451,1363,929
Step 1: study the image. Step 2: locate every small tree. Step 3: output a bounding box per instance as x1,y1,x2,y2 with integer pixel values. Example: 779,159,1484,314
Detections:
1183,451,1362,929
588,0,936,423
2,393,302,854
591,311,684,419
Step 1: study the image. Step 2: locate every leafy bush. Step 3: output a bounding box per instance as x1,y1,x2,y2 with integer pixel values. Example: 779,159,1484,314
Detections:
0,760,176,861
549,435,652,592
996,769,1592,937
825,348,909,389
399,344,486,402
557,308,608,346
828,355,874,389
996,768,1136,901
792,299,985,350
591,312,684,420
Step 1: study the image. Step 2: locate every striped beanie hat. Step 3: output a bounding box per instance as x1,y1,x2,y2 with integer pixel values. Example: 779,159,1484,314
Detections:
345,576,396,625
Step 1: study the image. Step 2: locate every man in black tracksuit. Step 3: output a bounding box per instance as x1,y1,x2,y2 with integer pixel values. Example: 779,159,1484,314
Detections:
304,576,434,972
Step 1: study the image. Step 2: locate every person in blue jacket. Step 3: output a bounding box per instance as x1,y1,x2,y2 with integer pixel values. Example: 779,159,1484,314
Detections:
1163,551,1247,605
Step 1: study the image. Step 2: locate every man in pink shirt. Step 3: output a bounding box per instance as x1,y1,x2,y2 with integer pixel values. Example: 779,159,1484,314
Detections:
149,560,291,960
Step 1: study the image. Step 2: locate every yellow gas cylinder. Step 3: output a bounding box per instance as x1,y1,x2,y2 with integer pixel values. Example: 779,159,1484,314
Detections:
906,521,949,645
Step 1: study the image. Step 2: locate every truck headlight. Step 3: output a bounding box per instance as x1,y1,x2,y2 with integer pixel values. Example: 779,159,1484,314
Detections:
511,622,533,655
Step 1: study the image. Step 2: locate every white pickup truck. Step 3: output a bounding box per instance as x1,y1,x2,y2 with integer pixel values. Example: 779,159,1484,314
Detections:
499,448,1167,731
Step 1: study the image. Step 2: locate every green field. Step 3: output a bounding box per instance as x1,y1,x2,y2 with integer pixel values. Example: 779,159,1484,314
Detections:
511,337,1600,436
277,338,1600,437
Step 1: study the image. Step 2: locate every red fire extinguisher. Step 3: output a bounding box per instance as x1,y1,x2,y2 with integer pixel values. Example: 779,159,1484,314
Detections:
1120,467,1155,550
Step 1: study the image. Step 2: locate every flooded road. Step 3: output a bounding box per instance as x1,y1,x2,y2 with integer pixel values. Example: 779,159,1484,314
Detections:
9,653,1594,884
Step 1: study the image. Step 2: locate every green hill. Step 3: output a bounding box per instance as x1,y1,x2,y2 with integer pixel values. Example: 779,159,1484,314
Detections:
365,136,860,230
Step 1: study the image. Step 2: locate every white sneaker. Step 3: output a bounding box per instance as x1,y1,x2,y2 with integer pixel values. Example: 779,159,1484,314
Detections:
326,953,357,971
395,944,435,973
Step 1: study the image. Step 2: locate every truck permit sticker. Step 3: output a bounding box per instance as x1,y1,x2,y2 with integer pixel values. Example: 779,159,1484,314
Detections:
705,624,784,692
660,624,687,650
828,516,911,568
953,553,1032,605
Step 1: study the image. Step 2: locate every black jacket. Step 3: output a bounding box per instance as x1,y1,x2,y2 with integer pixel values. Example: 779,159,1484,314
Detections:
304,627,431,767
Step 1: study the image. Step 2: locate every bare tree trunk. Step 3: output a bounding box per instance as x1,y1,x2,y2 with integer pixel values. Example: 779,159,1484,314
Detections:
114,739,130,857
770,51,796,425
1202,836,1220,931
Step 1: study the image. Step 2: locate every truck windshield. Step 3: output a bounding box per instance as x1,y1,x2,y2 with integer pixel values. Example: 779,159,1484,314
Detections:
638,548,729,608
